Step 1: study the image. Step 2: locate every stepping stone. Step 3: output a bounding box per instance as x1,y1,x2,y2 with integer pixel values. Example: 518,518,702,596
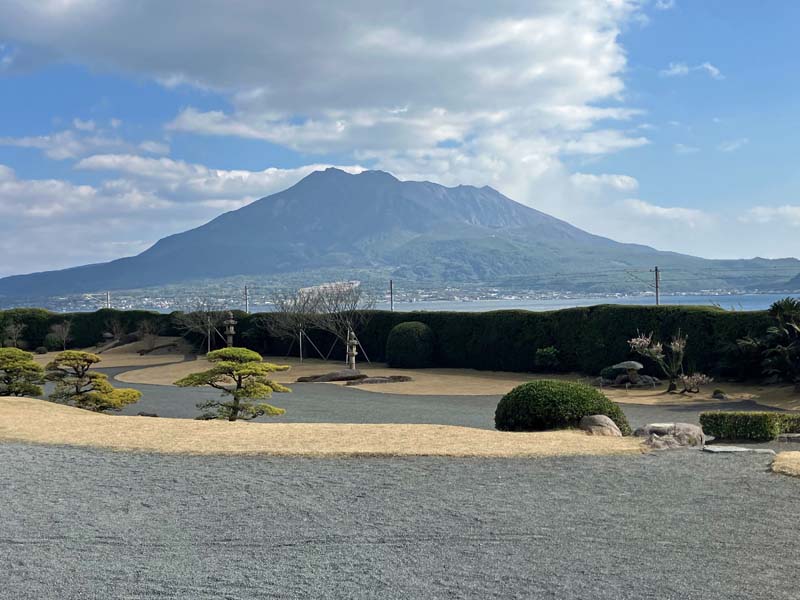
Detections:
702,446,776,455
777,434,800,443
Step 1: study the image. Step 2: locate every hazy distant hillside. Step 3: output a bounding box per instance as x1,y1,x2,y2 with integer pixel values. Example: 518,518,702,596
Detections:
1,168,799,297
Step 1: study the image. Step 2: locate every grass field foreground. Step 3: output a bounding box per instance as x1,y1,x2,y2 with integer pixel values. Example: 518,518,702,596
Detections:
0,396,644,458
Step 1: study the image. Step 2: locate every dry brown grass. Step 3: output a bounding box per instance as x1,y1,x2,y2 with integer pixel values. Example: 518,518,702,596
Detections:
33,351,184,369
114,356,800,411
0,397,643,458
31,336,188,369
772,452,800,478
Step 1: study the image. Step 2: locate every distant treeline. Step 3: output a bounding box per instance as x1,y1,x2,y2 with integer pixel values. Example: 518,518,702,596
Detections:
0,305,772,377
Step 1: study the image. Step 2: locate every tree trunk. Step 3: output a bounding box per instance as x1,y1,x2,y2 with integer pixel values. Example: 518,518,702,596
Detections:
229,397,240,422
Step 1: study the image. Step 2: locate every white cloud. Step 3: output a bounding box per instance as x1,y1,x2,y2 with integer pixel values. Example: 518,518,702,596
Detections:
741,206,800,226
717,137,749,152
673,143,699,154
660,61,724,80
72,118,96,131
0,129,128,160
562,130,649,155
622,198,711,228
138,140,170,155
1,0,648,173
571,173,639,192
661,62,689,77
76,154,364,201
655,0,676,9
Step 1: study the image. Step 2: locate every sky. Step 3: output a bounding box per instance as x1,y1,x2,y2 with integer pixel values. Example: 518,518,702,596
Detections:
0,0,799,277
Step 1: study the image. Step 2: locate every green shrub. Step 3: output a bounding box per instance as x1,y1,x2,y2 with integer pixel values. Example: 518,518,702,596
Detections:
43,332,63,351
534,346,560,370
385,321,435,368
494,380,631,434
777,413,800,434
34,346,48,355
699,411,800,441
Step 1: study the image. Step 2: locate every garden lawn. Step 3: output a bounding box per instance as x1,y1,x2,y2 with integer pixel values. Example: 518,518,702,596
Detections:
115,356,800,411
0,396,643,458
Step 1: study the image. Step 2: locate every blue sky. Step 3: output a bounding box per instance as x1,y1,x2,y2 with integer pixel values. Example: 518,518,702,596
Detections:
0,0,798,277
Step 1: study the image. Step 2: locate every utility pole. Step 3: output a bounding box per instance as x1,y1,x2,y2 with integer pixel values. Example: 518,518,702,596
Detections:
389,279,394,312
651,266,661,305
244,284,249,314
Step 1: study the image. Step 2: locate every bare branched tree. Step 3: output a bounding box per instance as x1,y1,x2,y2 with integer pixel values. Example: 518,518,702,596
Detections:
3,320,26,348
136,319,162,352
255,289,322,361
50,320,72,351
173,299,229,354
104,318,126,341
309,281,375,362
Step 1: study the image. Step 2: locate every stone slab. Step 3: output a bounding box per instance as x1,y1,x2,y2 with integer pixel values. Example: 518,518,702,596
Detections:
703,446,776,455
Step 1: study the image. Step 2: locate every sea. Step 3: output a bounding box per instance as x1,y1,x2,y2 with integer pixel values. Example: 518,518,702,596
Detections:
368,293,794,313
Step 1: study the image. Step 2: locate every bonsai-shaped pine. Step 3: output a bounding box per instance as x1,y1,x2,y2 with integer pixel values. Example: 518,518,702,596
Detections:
45,350,141,412
0,347,45,397
174,347,291,421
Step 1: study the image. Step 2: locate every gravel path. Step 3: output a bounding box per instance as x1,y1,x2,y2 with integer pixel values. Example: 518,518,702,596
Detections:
98,366,794,430
1,442,798,599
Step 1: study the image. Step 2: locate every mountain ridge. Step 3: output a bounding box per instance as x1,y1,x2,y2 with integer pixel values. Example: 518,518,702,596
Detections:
1,168,798,297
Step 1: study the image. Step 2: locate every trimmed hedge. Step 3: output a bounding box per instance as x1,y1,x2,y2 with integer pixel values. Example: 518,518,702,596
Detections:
494,380,631,434
699,411,800,442
0,308,177,349
0,304,773,376
385,321,435,368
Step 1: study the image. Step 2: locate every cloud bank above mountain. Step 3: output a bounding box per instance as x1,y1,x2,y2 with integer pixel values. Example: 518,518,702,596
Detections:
0,0,797,276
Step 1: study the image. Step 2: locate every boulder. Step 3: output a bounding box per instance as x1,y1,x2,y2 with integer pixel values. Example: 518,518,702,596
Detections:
711,390,729,400
579,414,622,437
634,422,705,448
296,369,367,383
345,375,413,386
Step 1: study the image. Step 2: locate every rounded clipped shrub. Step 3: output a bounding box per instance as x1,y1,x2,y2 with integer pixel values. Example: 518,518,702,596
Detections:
495,380,631,434
385,321,435,368
34,346,48,355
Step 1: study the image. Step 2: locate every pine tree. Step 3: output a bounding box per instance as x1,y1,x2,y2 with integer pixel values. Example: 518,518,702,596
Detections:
45,350,141,411
175,347,290,421
0,348,45,397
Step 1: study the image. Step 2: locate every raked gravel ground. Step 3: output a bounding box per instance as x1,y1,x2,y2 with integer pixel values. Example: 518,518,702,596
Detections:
1,442,798,599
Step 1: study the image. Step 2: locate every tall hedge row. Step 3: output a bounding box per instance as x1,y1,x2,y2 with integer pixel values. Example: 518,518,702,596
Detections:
0,308,177,348
0,304,772,375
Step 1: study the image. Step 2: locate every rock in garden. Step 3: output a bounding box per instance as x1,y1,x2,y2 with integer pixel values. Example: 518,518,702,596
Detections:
345,375,413,386
296,369,367,383
137,412,159,417
578,415,622,437
634,422,705,448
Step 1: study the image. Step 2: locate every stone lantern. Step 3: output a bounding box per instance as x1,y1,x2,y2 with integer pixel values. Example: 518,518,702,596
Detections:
346,328,358,371
224,311,237,347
